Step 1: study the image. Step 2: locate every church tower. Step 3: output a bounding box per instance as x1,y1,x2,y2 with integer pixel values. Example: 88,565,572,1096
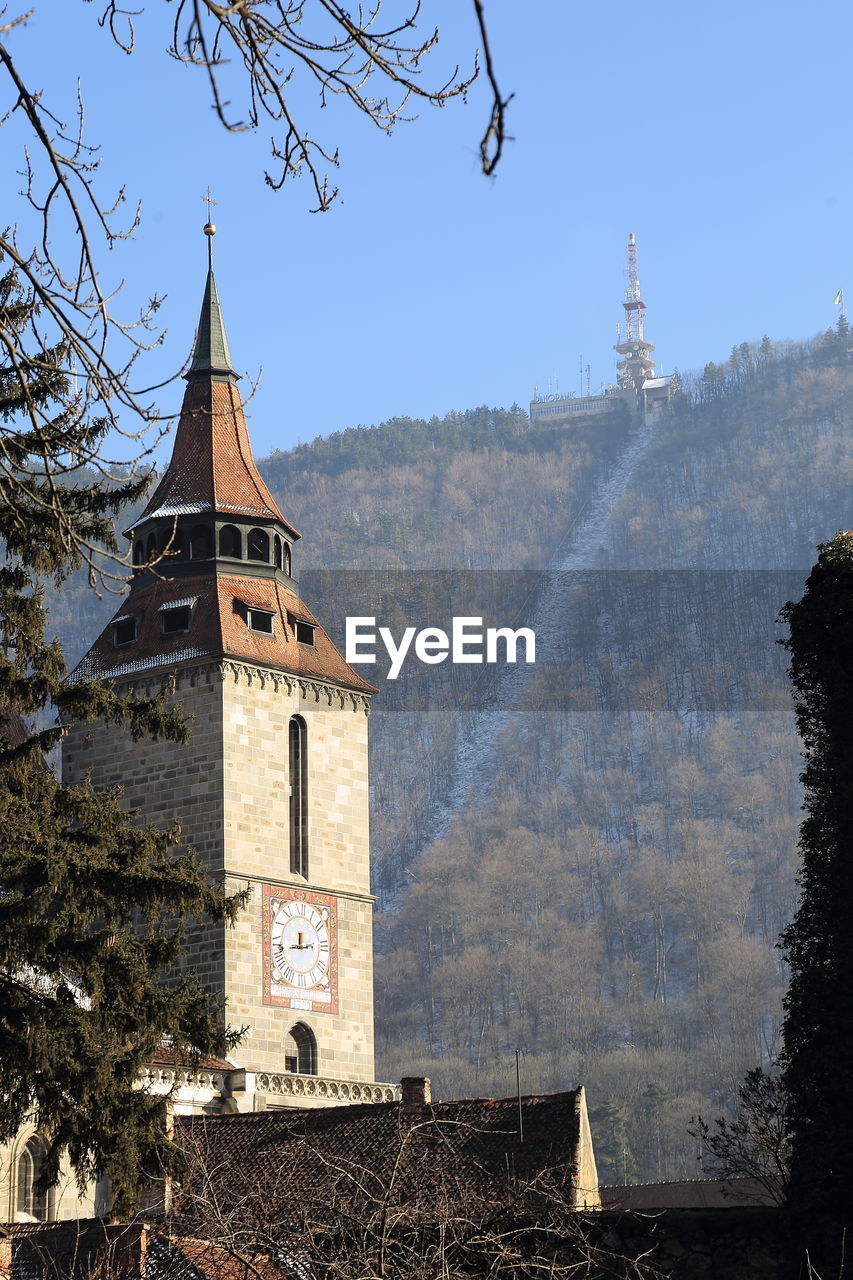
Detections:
63,239,386,1107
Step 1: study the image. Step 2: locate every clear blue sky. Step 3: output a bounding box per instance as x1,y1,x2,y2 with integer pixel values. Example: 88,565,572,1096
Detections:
5,0,852,459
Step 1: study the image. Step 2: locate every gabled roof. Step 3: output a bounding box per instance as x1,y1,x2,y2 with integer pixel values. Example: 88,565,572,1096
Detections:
73,574,374,694
174,1090,591,1220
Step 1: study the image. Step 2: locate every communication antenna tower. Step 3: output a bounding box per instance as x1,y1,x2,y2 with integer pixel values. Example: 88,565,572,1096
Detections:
614,232,657,392
623,231,646,344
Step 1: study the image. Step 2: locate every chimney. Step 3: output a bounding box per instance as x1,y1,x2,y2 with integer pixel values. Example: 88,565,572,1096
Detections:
400,1076,431,1106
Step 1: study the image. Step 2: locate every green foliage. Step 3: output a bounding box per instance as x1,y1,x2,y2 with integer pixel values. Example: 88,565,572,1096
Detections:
589,1097,637,1185
780,531,853,1267
0,263,244,1213
266,405,549,483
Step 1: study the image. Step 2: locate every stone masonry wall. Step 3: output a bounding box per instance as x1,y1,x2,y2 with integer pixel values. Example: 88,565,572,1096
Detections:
62,660,376,1085
220,664,374,1081
62,668,227,995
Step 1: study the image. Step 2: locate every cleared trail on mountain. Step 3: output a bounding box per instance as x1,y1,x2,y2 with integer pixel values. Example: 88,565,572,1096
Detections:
424,413,659,845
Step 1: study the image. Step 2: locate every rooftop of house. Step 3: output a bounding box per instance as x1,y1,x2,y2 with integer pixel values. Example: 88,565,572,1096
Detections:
172,1087,590,1223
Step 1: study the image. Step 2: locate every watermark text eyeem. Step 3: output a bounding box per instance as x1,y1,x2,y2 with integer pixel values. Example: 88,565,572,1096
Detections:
346,617,536,680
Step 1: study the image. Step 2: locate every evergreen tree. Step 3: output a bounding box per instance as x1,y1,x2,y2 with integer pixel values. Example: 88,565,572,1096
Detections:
589,1098,637,1185
0,263,244,1212
780,531,853,1269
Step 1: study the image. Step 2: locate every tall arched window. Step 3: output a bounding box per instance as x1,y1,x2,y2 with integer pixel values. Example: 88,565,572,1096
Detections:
274,534,282,570
248,528,269,562
133,540,145,566
146,532,158,560
284,1022,317,1075
283,543,292,577
190,525,213,560
289,715,308,877
219,524,242,559
17,1137,49,1221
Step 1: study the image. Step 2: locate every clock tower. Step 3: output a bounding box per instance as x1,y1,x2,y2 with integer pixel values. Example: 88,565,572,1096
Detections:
62,244,389,1108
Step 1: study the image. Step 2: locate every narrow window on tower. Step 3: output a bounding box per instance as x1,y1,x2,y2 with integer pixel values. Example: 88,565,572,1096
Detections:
248,528,270,562
17,1137,50,1221
284,1022,317,1075
219,524,242,559
289,715,308,877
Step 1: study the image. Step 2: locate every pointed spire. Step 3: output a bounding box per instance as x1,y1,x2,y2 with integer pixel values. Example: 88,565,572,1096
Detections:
186,268,239,383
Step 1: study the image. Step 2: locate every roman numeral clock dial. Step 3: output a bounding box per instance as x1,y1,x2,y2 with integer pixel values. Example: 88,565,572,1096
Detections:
263,886,338,1013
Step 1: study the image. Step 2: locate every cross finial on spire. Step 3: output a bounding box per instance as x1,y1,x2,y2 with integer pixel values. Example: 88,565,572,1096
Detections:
202,187,218,269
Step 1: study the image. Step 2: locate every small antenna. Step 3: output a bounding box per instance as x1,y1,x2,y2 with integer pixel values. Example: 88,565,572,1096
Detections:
515,1048,524,1144
586,363,591,396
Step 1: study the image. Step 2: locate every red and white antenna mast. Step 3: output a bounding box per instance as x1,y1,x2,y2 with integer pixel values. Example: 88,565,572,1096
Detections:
623,232,646,344
614,232,656,391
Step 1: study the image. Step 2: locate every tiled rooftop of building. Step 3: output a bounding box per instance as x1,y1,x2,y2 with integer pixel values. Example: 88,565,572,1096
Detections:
174,1089,586,1219
134,367,296,538
73,574,374,693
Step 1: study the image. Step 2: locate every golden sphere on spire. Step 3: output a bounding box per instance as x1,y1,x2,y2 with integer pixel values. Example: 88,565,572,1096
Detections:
204,222,216,237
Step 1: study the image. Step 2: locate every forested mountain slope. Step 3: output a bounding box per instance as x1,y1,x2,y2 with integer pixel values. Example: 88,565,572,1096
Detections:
48,325,853,1184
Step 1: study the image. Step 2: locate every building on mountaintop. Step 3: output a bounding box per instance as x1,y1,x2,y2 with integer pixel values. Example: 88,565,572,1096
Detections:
530,233,674,426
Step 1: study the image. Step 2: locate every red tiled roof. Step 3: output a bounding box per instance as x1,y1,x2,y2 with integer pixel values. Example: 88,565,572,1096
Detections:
149,1045,235,1073
174,1091,584,1220
73,574,374,694
137,380,298,539
151,1236,286,1280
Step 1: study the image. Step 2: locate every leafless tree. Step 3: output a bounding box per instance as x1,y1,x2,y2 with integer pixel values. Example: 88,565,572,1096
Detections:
160,1119,663,1280
0,1,507,583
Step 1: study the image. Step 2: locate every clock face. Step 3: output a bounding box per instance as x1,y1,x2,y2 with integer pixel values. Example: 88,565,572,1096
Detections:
270,900,330,989
262,886,338,1013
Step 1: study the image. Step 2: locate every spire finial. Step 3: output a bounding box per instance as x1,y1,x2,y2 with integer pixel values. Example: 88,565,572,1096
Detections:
186,200,238,384
202,187,218,270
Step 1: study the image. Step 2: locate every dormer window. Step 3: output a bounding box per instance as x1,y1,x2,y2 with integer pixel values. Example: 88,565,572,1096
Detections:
158,597,198,636
294,620,315,647
248,607,275,635
113,615,137,648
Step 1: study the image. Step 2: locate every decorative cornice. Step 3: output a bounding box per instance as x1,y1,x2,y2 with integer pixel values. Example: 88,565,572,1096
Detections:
219,874,375,906
144,1065,228,1094
114,657,371,714
246,1071,399,1105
